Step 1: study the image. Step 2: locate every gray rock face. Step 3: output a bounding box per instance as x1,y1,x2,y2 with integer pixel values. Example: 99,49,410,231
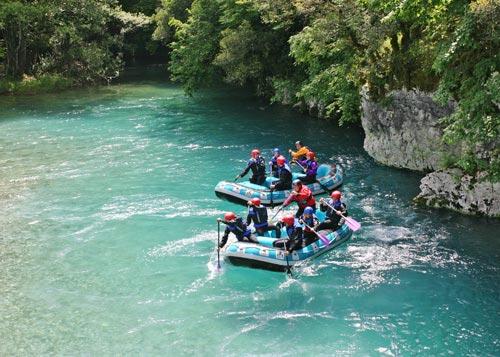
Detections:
361,89,458,171
361,89,498,217
415,169,500,217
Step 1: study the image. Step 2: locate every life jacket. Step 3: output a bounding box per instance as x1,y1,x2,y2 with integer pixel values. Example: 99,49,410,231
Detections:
285,219,303,241
301,215,316,233
226,217,251,239
250,156,266,176
248,205,268,228
304,160,318,176
289,186,315,208
322,199,346,219
277,164,292,185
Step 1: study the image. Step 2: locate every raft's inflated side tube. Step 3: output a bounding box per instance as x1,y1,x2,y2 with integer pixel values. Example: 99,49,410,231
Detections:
222,223,353,272
215,164,343,206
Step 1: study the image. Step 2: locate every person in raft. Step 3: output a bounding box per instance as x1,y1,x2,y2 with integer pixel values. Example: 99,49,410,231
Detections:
218,212,259,248
282,179,316,218
236,149,266,185
273,214,304,252
269,155,292,191
316,190,348,231
298,151,318,184
288,140,310,162
298,206,319,246
269,148,286,178
246,198,281,238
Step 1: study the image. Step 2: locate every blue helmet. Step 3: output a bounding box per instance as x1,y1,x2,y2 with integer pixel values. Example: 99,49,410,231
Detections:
304,206,314,215
272,148,280,154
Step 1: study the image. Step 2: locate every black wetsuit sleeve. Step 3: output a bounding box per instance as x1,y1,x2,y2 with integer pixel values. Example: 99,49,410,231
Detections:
240,161,253,177
219,227,230,247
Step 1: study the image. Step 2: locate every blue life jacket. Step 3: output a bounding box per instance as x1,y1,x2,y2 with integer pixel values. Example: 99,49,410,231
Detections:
248,205,268,228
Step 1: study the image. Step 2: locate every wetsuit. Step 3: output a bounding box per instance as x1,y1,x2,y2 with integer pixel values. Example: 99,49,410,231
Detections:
316,199,348,231
283,185,316,217
271,164,292,191
298,159,318,184
219,217,258,248
246,205,281,238
239,155,266,185
273,219,304,252
299,214,319,246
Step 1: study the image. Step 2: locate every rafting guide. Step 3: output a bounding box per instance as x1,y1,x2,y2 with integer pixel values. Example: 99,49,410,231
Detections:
235,149,266,185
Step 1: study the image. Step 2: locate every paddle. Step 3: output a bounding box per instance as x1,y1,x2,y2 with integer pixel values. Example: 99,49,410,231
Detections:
284,246,293,277
302,222,330,246
216,221,221,269
270,204,284,221
323,200,361,232
234,174,240,182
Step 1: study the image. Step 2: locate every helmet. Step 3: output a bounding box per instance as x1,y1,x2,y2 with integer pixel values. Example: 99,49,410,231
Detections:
250,197,261,206
295,140,303,146
292,179,302,186
307,151,315,160
304,206,314,215
224,212,236,221
272,148,280,154
331,191,342,200
281,214,295,227
251,149,260,158
277,155,286,166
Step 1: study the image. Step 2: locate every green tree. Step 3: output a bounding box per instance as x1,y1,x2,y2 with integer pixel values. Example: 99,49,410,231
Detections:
434,0,500,178
168,0,222,94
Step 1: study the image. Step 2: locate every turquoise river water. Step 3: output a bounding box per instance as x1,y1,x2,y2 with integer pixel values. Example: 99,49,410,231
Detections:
1,71,499,356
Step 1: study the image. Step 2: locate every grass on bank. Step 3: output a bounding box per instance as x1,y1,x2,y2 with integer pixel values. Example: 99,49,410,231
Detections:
0,74,74,95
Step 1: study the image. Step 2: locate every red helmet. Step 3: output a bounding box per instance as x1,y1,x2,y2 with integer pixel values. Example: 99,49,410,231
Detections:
276,155,286,166
331,191,342,200
224,212,236,221
250,197,261,206
251,149,260,158
281,215,295,227
307,151,315,160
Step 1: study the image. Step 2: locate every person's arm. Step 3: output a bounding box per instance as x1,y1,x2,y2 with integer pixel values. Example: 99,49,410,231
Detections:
288,227,304,252
237,160,253,179
246,208,253,226
219,227,230,248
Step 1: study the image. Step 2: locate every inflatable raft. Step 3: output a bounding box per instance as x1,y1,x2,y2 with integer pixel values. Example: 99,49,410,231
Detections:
215,164,343,206
221,212,352,272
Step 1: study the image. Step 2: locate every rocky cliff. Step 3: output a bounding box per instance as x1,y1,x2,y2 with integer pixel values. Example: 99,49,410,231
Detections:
361,89,458,171
361,89,498,217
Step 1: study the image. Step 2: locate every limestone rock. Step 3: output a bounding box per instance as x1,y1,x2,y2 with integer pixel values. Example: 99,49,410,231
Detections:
415,169,500,217
361,89,459,171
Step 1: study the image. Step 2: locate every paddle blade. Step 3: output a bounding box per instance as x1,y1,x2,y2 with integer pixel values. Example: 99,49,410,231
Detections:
345,217,361,232
318,234,329,246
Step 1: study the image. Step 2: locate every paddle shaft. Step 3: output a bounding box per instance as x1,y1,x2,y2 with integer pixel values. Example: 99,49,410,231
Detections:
302,222,330,246
285,248,292,277
217,221,221,269
323,200,348,220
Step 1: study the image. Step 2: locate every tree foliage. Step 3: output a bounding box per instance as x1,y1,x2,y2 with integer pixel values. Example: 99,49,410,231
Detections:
0,0,148,85
153,0,498,178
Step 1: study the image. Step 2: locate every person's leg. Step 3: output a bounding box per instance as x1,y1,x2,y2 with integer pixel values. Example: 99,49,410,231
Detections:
316,219,336,231
299,175,316,184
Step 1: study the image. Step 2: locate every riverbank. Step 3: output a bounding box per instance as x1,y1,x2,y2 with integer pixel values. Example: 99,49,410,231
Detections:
0,74,74,95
